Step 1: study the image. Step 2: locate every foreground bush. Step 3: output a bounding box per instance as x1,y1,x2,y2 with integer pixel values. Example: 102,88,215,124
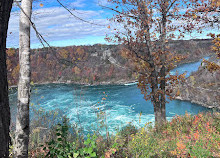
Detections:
125,112,220,158
43,118,97,158
10,110,220,158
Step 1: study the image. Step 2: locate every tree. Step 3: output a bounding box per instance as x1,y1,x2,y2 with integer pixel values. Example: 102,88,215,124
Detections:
105,0,187,125
0,0,13,157
14,0,33,157
203,34,220,72
199,0,219,71
183,0,220,72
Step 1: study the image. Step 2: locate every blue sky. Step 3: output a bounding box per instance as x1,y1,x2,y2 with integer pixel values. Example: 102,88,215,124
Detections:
8,0,114,48
7,0,219,48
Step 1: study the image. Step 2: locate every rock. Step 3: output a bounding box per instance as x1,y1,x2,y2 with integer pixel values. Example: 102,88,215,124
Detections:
174,57,220,111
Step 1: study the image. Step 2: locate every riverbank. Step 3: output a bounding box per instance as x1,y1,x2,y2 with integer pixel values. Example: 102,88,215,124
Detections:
9,79,139,89
174,84,220,111
175,92,220,112
173,56,220,111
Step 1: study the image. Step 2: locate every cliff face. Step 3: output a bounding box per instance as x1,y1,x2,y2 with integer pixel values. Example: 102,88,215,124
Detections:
174,57,220,110
168,39,213,64
7,39,214,86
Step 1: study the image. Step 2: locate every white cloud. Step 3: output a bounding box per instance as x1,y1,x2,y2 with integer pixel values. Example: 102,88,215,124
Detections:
70,0,86,8
7,6,111,48
95,0,111,7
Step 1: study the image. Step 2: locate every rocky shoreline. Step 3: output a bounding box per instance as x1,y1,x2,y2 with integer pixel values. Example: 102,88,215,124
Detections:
175,87,220,111
9,79,139,89
174,57,220,111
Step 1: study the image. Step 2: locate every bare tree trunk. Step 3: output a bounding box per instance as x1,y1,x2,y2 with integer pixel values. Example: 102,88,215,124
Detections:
14,0,33,157
159,10,167,123
154,102,162,124
0,0,13,157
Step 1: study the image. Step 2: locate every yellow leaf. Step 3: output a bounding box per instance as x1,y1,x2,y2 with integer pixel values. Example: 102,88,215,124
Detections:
176,88,180,96
30,81,34,85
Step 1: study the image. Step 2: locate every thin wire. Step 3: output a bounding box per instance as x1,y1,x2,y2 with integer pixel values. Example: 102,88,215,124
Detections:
16,1,50,48
56,0,107,26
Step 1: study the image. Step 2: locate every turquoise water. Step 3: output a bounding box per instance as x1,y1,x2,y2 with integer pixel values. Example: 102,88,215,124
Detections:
170,57,209,77
9,58,211,134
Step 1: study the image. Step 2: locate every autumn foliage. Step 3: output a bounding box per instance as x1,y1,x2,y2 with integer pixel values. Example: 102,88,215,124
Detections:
6,45,135,86
105,0,203,124
6,40,214,87
203,34,220,72
183,0,220,72
26,110,220,158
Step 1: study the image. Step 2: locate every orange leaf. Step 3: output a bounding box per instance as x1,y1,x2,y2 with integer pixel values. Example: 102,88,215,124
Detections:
176,141,186,150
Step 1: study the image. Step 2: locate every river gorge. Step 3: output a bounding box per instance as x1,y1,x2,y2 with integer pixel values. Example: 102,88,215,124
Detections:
9,57,213,135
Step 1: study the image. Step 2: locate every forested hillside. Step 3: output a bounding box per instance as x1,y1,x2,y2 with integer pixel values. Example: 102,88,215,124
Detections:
7,39,213,86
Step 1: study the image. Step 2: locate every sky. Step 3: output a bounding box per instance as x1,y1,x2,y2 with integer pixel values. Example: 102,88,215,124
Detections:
7,0,219,49
7,0,114,48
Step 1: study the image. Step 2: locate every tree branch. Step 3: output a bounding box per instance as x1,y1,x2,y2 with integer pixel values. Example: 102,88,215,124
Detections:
16,1,90,67
57,0,106,26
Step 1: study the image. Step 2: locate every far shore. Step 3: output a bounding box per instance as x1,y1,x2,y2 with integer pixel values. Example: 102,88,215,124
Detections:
9,79,139,89
9,55,210,89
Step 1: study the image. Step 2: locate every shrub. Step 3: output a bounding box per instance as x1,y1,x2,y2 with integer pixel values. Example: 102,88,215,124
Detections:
43,118,98,158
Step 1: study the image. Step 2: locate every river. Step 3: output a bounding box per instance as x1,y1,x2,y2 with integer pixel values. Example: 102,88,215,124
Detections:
9,57,211,134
